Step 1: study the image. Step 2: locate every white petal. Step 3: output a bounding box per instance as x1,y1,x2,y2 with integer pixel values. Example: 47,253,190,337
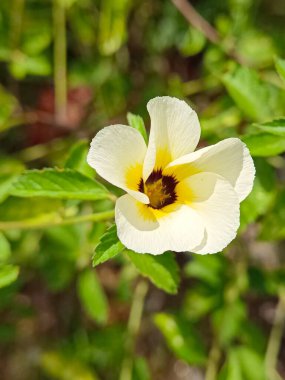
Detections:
181,172,240,254
87,124,149,203
143,96,200,180
167,138,255,202
115,194,205,255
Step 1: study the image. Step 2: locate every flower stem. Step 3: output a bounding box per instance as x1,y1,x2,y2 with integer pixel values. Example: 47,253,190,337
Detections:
119,279,149,380
0,210,115,231
53,0,67,125
205,338,221,380
265,289,285,380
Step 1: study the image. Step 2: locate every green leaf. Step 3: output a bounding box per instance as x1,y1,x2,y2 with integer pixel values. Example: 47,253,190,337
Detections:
240,158,276,230
242,133,285,157
220,349,243,380
0,86,19,132
92,225,124,267
127,112,148,143
125,250,179,294
0,233,11,263
223,66,284,121
184,254,226,287
213,301,246,346
259,189,285,240
64,140,94,178
10,169,110,200
0,265,19,289
77,269,108,324
236,347,266,380
251,118,285,137
154,313,206,365
133,357,151,380
0,174,18,203
41,351,98,380
275,56,285,83
0,197,62,230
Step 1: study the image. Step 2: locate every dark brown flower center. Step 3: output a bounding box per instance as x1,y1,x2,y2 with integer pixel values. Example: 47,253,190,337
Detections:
139,169,178,209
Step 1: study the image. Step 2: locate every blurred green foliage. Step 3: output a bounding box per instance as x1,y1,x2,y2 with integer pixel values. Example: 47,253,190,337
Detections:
1,0,285,379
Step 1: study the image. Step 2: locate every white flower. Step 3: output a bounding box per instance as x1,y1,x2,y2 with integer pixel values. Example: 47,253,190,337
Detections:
87,96,255,255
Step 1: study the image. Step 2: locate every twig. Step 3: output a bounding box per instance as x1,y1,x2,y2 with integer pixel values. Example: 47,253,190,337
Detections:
171,0,246,65
119,280,149,380
265,289,285,380
171,0,219,44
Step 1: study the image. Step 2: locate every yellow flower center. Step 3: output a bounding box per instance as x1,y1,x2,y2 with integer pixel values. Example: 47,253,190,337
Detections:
139,170,178,209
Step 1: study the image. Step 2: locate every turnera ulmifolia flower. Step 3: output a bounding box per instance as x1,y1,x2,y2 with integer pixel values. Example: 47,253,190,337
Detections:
87,97,255,255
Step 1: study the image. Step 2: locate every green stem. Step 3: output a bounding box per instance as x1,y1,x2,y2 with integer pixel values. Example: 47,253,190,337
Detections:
10,0,25,50
119,280,149,380
205,339,221,380
53,0,67,125
0,210,114,231
265,289,285,380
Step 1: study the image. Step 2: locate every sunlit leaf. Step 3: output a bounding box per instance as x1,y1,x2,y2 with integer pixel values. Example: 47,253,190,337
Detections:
250,118,285,137
127,112,148,143
125,250,179,294
92,225,124,267
242,133,285,157
10,169,110,200
223,66,284,121
0,265,19,289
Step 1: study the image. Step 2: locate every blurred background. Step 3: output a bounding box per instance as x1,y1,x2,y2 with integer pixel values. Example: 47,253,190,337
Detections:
1,0,285,379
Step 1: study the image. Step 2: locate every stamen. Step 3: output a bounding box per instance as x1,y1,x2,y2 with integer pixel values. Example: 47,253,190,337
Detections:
138,169,178,209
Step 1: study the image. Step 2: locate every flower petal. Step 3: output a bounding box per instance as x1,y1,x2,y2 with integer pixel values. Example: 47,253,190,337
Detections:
143,96,200,180
181,172,240,254
87,125,149,204
167,138,255,202
115,194,205,255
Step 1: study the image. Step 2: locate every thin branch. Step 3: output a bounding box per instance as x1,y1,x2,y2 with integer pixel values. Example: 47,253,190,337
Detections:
0,210,115,231
119,280,149,380
171,0,219,44
171,0,246,65
265,289,285,380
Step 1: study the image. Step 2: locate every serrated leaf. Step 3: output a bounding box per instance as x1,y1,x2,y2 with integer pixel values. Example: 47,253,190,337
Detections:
242,133,285,157
77,269,108,324
92,225,124,267
223,66,284,121
0,265,19,288
65,140,94,178
154,313,206,365
127,112,148,143
10,169,109,200
125,250,179,294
